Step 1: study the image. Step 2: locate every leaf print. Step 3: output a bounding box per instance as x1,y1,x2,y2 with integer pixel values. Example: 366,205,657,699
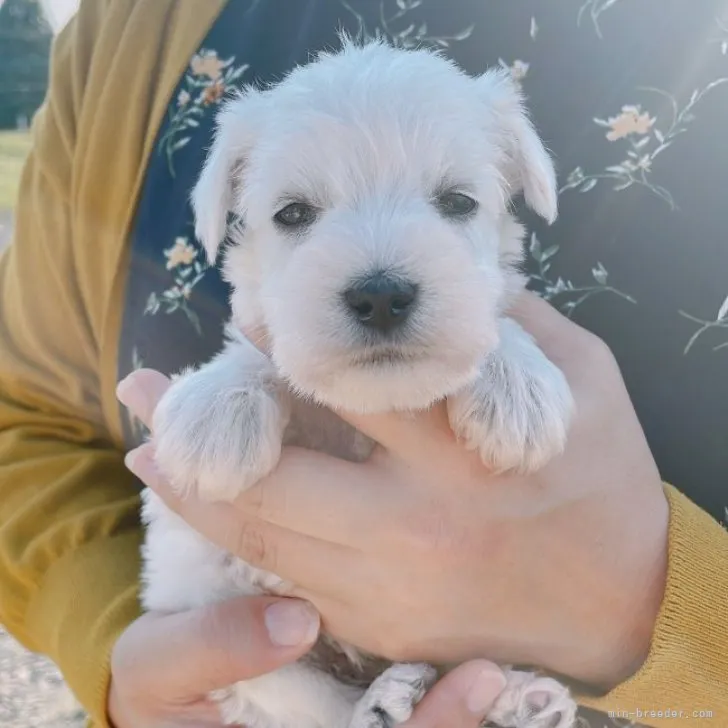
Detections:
577,0,624,39
679,294,728,355
719,293,728,322
171,138,190,152
159,49,250,177
145,237,209,335
498,58,530,84
530,17,538,40
340,0,473,50
591,262,608,286
561,79,728,209
712,17,728,56
527,233,636,317
395,0,421,10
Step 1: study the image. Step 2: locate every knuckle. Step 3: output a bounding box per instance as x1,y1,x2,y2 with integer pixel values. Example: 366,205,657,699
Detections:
196,603,228,646
195,606,247,676
375,634,413,663
400,506,491,582
579,330,617,370
234,522,276,570
240,481,266,517
109,630,134,677
402,506,453,560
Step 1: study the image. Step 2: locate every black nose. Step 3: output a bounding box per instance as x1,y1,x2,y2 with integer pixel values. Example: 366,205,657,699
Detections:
343,273,418,333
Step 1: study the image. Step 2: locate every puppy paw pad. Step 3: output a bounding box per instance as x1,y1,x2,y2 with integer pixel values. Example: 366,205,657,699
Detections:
349,663,437,728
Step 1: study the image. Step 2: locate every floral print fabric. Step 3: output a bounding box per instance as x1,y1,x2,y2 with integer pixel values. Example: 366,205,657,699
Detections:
119,0,728,526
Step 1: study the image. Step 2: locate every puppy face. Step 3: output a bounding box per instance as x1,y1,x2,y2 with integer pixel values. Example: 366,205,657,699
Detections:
192,40,557,413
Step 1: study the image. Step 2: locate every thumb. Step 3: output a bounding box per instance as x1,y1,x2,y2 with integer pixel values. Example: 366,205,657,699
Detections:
139,596,320,697
401,661,506,727
334,403,456,464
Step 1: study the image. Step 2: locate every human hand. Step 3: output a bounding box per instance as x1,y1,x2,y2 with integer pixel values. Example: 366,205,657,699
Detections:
106,595,320,727
118,292,669,694
108,597,505,728
115,384,508,728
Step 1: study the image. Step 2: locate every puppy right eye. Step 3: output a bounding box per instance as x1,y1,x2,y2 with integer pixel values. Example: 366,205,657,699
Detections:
273,202,318,228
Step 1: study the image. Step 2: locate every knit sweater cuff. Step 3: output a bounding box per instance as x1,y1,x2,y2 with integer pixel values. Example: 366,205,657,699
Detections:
577,484,728,725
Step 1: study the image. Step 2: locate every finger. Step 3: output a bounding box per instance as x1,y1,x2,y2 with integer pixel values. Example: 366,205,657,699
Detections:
239,446,401,545
128,596,320,697
401,661,506,728
116,368,173,429
125,443,360,591
128,429,400,547
241,323,271,356
332,401,457,464
506,291,592,367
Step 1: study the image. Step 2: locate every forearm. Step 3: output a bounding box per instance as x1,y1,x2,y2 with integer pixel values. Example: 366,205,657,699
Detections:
0,1,226,724
0,405,143,726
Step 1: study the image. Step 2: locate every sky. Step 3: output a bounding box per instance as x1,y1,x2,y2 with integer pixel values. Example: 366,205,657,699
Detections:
37,0,80,33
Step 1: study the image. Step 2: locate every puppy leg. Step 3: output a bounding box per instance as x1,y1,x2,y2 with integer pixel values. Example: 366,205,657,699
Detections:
152,323,291,502
142,493,361,728
212,662,365,728
141,488,282,611
145,328,367,728
447,317,573,474
348,663,437,728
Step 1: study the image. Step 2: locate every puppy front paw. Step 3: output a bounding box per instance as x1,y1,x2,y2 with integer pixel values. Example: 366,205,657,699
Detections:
486,669,577,728
152,365,289,502
448,319,573,474
348,663,437,728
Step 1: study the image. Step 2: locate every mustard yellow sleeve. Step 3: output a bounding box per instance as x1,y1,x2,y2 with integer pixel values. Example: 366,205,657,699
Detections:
0,1,227,725
578,484,728,726
0,3,143,725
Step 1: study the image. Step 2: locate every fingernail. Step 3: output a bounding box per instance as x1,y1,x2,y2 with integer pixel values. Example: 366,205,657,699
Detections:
465,667,507,715
124,448,141,473
264,601,320,647
116,375,134,404
116,375,147,414
124,447,152,479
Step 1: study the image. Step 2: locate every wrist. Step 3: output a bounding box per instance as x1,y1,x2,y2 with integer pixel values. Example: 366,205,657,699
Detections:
539,485,668,690
577,489,669,691
106,682,122,728
106,678,134,728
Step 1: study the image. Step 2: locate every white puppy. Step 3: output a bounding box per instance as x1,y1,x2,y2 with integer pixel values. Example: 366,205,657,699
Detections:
141,38,577,728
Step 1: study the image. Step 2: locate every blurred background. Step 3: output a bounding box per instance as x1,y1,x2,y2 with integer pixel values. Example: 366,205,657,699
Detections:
0,0,80,248
0,3,86,725
0,0,78,243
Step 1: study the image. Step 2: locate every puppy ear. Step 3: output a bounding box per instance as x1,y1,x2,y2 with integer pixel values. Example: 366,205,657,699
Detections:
191,88,264,263
478,69,558,224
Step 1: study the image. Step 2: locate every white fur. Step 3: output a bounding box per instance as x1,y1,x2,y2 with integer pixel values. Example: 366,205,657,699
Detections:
448,318,572,473
143,38,576,728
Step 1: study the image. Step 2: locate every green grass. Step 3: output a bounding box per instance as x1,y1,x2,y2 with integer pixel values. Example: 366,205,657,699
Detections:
0,130,33,211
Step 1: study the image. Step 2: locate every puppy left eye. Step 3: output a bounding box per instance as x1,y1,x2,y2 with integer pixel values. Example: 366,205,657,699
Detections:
435,192,478,218
274,202,318,228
